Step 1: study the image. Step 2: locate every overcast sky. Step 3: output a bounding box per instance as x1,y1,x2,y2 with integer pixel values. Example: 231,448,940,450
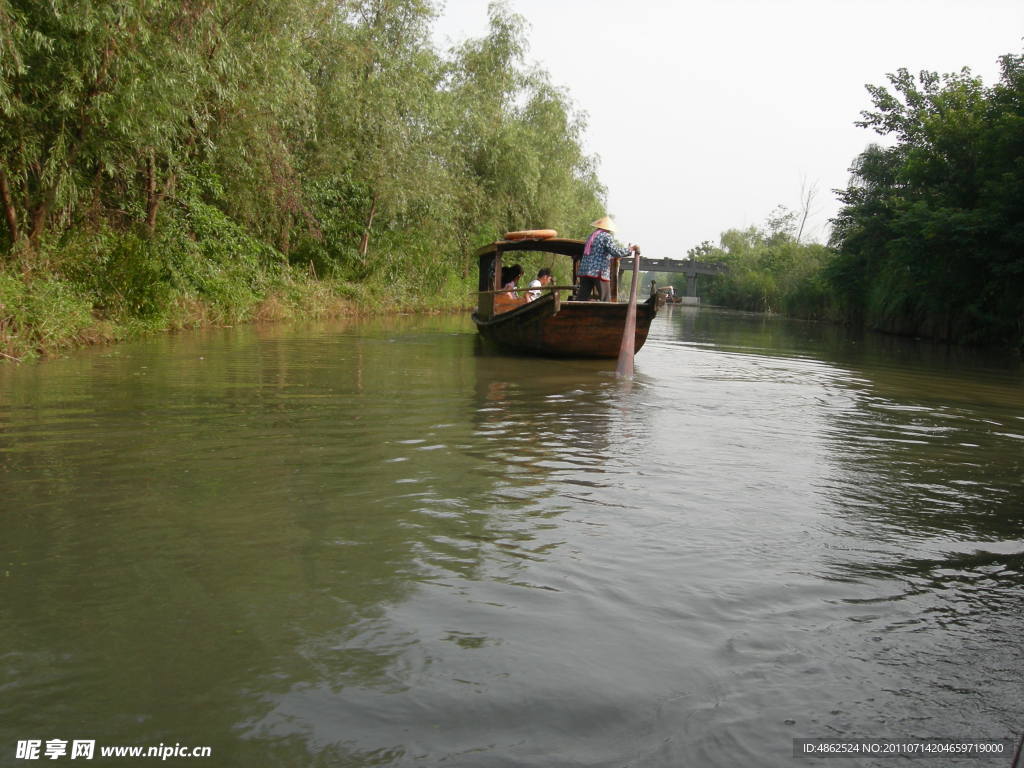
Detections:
432,0,1023,258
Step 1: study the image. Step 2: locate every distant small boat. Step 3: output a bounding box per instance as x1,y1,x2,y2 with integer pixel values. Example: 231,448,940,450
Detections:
471,234,660,358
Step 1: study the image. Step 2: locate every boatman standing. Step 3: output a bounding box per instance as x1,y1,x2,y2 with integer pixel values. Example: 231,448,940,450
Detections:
575,216,640,301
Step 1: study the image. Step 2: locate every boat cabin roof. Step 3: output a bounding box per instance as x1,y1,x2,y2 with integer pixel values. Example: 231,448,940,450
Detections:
473,238,585,262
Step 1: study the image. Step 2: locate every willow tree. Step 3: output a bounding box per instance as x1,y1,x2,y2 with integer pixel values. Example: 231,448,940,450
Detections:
325,0,450,261
196,0,316,253
0,0,317,251
0,0,167,249
517,74,605,234
443,2,603,248
0,0,21,244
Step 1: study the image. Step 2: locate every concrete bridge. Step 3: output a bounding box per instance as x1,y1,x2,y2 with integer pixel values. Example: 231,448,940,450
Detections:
618,257,728,301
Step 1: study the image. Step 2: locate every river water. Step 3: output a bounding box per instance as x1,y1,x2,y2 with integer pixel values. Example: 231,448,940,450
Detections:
1,308,1022,767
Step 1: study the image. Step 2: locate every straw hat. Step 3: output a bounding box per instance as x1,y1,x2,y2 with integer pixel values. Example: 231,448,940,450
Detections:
591,215,617,232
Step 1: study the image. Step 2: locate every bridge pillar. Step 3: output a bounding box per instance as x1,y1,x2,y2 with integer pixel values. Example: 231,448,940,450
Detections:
686,274,698,298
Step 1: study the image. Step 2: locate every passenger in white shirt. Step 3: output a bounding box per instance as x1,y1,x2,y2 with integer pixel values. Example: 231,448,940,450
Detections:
526,268,553,301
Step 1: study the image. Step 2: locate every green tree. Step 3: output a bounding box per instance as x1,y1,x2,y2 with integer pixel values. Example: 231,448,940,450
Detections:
444,3,603,241
685,211,835,317
830,54,1024,347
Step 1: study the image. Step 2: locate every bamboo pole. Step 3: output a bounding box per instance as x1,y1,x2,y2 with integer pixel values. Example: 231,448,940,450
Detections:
615,249,641,379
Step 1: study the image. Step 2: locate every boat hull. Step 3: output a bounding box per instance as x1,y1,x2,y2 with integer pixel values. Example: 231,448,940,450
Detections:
473,295,658,358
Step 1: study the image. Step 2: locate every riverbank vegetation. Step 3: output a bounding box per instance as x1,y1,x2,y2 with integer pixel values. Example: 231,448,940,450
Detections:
829,53,1024,348
681,51,1023,351
0,0,604,360
666,205,836,319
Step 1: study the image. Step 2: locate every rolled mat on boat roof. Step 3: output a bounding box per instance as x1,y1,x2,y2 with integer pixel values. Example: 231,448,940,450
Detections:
503,229,557,241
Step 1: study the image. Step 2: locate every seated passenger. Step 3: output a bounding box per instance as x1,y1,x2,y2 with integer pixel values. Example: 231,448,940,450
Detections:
527,268,553,301
501,264,524,298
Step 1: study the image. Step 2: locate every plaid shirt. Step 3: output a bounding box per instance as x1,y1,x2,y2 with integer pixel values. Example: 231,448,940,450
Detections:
578,230,629,281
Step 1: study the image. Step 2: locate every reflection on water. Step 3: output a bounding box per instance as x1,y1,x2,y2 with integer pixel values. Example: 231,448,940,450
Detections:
1,310,1022,767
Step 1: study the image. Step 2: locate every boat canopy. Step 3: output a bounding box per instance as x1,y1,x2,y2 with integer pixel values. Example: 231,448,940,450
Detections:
473,237,585,261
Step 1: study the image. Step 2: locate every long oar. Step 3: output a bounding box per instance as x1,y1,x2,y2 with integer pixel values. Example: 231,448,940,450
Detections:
615,248,641,378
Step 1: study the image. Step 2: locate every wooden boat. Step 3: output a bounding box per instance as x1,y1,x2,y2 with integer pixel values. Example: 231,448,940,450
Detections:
472,235,660,358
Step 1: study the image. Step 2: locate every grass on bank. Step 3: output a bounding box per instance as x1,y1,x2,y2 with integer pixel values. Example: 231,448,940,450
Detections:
0,221,477,363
